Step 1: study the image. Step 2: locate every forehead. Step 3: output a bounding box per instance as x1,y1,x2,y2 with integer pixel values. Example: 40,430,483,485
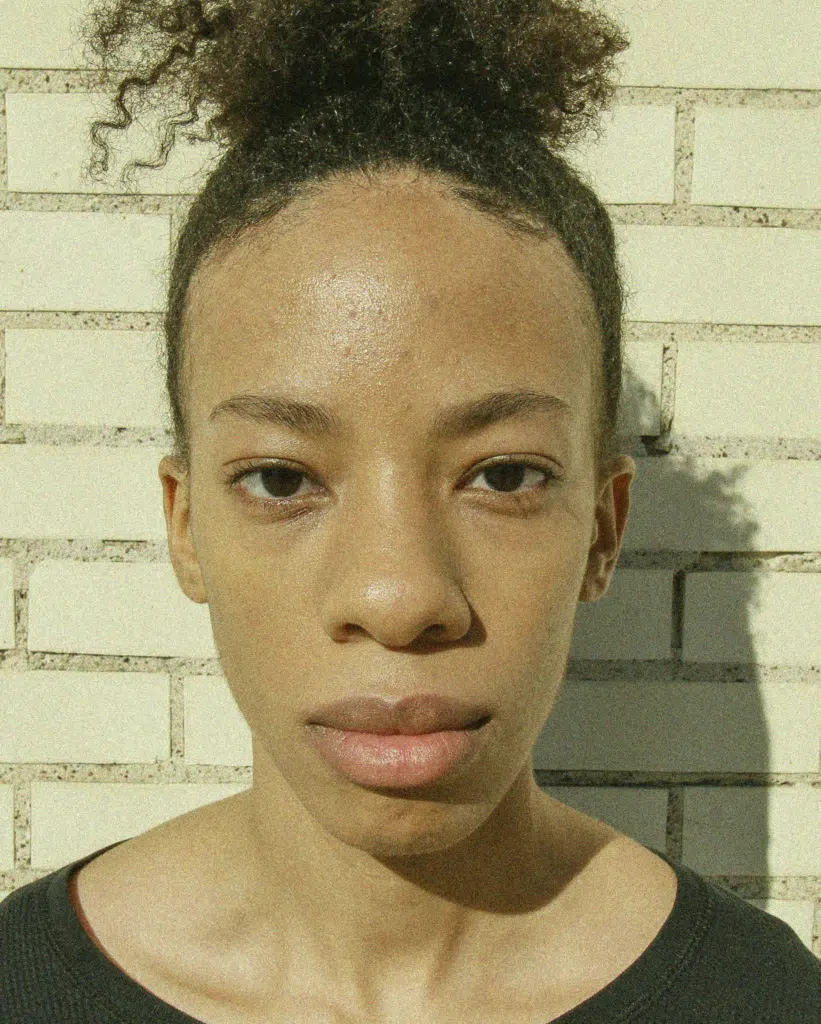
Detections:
183,171,599,426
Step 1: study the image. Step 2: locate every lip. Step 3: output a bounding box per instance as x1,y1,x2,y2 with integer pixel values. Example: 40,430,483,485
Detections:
304,724,488,788
305,692,492,734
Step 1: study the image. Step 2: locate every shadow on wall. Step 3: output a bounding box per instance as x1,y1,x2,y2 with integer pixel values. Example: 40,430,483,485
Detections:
533,360,766,881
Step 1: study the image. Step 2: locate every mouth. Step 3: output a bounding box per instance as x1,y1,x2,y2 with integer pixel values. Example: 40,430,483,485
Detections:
303,691,493,787
303,718,492,789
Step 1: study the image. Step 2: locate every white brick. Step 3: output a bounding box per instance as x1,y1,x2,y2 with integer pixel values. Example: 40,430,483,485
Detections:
0,0,86,69
683,572,821,666
0,670,169,763
603,0,821,89
5,330,170,428
30,782,249,870
184,676,252,767
6,92,222,196
744,900,816,952
674,342,821,439
0,445,167,540
534,681,821,774
617,226,821,326
27,561,216,659
0,560,15,650
544,786,668,851
565,105,675,205
0,212,169,312
619,339,664,436
570,569,673,661
692,109,821,210
624,458,821,553
682,786,821,876
0,785,14,872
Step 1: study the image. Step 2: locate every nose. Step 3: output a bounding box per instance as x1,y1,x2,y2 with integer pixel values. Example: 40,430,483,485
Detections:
318,479,474,649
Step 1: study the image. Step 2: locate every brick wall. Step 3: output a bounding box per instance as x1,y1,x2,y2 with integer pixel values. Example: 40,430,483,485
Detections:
0,0,819,957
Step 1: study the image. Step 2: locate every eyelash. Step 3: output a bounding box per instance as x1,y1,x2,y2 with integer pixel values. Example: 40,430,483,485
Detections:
225,456,560,513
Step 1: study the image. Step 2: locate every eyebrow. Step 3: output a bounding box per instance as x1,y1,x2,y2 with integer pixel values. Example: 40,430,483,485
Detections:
209,388,572,441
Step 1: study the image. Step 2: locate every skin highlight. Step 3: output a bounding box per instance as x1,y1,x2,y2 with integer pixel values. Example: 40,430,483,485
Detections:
147,167,644,1017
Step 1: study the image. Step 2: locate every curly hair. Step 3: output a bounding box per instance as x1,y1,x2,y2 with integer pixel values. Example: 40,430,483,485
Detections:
79,0,631,472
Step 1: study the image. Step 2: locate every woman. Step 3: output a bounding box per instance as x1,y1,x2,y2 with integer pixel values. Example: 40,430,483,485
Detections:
2,2,820,1021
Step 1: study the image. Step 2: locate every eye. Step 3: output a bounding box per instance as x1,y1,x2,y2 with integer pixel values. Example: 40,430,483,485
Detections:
228,462,318,503
470,458,556,496
225,457,559,509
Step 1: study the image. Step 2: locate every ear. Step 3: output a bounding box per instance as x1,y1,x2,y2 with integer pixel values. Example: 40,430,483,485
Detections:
158,455,209,604
578,455,635,604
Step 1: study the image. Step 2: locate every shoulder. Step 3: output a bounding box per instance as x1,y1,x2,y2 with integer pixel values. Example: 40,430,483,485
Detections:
656,864,821,1021
0,870,75,1020
704,875,821,978
579,835,821,1022
0,871,51,961
1,843,132,1022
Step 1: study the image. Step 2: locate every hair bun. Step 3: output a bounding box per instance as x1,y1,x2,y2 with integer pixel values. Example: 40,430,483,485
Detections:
83,0,629,173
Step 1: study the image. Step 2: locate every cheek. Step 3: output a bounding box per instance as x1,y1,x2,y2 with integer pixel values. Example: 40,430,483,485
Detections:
191,521,307,712
480,490,594,602
487,501,595,669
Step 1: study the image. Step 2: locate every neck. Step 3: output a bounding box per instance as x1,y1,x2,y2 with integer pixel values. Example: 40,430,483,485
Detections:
213,743,613,1005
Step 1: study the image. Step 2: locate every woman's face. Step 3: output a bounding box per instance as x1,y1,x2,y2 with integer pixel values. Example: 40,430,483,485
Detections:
159,169,633,857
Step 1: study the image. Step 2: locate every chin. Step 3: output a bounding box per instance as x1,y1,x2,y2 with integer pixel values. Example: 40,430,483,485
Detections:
315,791,495,859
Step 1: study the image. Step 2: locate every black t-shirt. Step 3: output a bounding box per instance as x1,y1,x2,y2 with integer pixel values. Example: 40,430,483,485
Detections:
1,839,820,1022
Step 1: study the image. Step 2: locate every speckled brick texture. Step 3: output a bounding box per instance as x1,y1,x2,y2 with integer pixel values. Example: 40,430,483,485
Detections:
0,0,819,959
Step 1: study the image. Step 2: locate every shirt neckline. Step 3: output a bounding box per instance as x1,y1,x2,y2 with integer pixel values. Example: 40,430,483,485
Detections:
45,838,714,1024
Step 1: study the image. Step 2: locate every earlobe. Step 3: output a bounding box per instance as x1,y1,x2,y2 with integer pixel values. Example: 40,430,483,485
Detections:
158,457,209,605
578,455,635,604
174,537,210,606
578,565,606,605
577,518,600,604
